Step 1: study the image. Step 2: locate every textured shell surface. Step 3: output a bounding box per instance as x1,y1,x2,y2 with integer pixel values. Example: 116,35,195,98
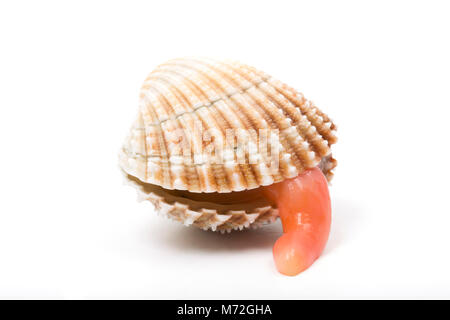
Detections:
119,57,337,232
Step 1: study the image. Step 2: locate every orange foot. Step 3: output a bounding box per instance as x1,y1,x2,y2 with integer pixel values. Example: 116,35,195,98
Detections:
263,167,332,276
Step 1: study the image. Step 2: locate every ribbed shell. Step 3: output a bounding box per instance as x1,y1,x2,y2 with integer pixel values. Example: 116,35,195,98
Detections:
119,57,337,193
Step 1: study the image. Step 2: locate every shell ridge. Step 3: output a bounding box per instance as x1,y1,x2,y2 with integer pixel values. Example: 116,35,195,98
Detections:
220,62,334,166
184,58,281,186
265,77,337,144
185,60,286,185
196,59,309,178
150,68,226,191
256,83,326,165
190,61,269,189
144,85,180,188
139,78,267,127
122,57,337,194
188,60,293,185
139,91,171,184
149,79,202,191
213,61,317,170
152,75,225,191
255,82,326,160
159,61,261,190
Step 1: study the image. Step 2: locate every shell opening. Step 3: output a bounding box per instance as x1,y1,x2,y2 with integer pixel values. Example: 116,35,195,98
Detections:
122,155,335,233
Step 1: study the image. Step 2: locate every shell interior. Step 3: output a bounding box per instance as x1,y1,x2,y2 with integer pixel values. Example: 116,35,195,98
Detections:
123,154,336,233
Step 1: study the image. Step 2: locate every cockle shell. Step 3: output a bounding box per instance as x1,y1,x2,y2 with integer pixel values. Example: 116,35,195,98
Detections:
119,57,337,232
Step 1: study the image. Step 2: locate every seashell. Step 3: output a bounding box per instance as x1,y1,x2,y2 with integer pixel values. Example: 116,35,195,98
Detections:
119,57,337,233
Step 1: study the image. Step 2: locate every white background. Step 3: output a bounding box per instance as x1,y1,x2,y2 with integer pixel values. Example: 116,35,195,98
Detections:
1,0,449,299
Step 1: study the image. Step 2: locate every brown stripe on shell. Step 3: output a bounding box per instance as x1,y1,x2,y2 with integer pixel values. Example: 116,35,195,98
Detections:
164,59,302,181
153,64,236,192
145,85,182,189
150,70,220,192
183,58,321,173
156,61,264,190
180,58,306,179
149,76,207,191
148,82,195,190
120,57,337,193
209,59,329,164
238,62,338,144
